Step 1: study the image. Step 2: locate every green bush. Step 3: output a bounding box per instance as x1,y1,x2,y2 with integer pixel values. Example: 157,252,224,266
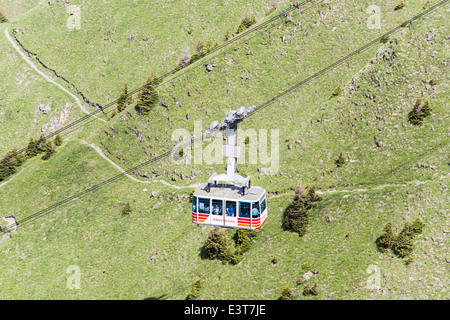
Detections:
41,142,55,160
284,181,321,236
331,85,342,97
236,16,256,34
54,134,63,147
303,282,319,296
0,8,8,23
0,149,26,182
410,216,425,235
280,283,293,300
186,279,201,300
204,228,232,261
408,99,432,125
394,1,406,10
335,151,345,167
136,72,161,115
122,202,132,215
378,221,396,253
117,84,129,113
394,222,414,258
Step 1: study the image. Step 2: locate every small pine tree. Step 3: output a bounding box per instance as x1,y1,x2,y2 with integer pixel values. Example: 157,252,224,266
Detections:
280,283,292,300
394,1,405,10
331,85,342,97
378,221,396,253
410,216,425,235
394,222,414,258
284,181,321,236
122,202,132,215
186,279,201,300
136,73,161,115
236,16,256,34
0,7,8,23
203,227,232,261
335,152,346,167
408,98,432,125
41,142,55,160
117,84,128,113
303,282,319,296
54,134,63,146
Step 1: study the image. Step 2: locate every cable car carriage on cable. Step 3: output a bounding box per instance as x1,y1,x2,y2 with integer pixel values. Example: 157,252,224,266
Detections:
192,106,268,230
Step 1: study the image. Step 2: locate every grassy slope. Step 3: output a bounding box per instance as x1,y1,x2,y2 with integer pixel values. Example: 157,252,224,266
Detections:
0,0,448,300
7,0,283,104
0,23,86,155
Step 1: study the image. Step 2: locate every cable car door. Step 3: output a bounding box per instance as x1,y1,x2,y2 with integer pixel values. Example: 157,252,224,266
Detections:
224,200,238,228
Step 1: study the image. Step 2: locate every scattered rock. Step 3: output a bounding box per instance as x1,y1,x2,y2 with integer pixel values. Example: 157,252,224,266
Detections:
298,270,319,284
38,103,51,115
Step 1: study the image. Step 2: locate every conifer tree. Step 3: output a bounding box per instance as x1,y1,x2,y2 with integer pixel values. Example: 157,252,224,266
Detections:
0,7,8,23
136,73,161,115
378,221,396,252
122,201,132,215
280,283,293,300
117,84,128,113
54,134,63,147
284,181,321,236
41,141,55,160
410,215,425,235
394,222,414,258
335,151,345,167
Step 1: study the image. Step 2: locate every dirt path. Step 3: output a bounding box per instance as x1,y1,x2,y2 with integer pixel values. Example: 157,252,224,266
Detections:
4,27,106,123
80,140,201,190
0,168,24,188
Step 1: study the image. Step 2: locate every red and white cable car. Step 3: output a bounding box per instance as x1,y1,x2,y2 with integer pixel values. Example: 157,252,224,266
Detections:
191,107,268,230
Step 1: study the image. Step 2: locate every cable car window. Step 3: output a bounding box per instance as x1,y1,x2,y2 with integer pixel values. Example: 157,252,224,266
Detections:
192,196,197,212
212,199,223,216
198,198,211,214
251,202,260,218
239,202,251,218
260,197,267,213
226,201,236,217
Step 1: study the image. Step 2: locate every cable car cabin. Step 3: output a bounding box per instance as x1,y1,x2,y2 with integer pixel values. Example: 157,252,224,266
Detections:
192,183,268,230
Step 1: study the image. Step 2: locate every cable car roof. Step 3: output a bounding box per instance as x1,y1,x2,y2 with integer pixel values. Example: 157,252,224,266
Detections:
193,183,265,201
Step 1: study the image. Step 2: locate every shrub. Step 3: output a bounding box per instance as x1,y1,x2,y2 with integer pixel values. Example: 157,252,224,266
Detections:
380,35,390,44
54,134,63,146
0,149,26,182
331,85,342,97
408,99,432,125
186,279,201,300
136,72,161,115
117,84,129,113
266,6,277,16
122,202,132,215
204,228,232,261
303,282,319,296
394,1,405,10
41,142,55,160
394,222,414,258
410,216,425,235
236,16,256,34
280,283,293,300
284,181,321,236
335,151,345,167
378,221,396,253
0,8,8,23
